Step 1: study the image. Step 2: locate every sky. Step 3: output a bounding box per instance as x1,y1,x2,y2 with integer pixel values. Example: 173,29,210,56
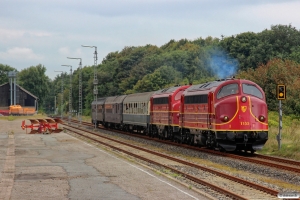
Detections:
1,0,300,80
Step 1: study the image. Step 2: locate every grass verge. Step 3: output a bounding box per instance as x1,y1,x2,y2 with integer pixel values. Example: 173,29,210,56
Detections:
257,111,300,160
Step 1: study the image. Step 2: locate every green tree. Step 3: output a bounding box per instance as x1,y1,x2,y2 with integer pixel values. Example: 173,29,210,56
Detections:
69,66,93,115
0,64,17,85
131,66,181,93
50,72,70,115
220,24,300,71
18,64,50,109
237,59,300,115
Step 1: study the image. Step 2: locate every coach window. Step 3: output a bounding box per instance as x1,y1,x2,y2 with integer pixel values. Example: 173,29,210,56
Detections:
217,83,239,99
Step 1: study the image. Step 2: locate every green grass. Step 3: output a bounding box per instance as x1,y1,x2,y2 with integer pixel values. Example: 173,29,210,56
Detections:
0,113,51,121
7,115,15,121
257,111,300,160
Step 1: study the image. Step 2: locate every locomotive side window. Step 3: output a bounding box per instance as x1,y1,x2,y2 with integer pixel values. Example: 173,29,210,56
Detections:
153,97,168,104
184,95,208,104
242,84,263,99
217,83,239,99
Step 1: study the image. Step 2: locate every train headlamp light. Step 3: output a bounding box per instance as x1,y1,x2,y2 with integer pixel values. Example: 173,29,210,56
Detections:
221,115,229,122
241,96,247,103
259,115,265,122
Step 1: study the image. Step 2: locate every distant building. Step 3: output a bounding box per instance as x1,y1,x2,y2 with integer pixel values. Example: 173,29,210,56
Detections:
0,83,38,116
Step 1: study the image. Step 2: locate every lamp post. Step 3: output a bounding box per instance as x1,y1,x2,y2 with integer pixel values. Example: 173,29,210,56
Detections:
54,71,64,119
67,57,82,125
62,65,72,124
82,45,98,129
54,96,56,115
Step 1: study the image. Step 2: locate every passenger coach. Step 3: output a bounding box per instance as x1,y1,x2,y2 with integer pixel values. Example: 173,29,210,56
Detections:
122,91,155,133
91,97,106,126
103,95,127,129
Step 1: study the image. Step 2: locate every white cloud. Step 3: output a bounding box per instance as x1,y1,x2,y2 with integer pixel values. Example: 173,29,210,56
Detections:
0,28,52,39
0,29,23,39
58,47,83,57
0,47,43,61
58,47,71,55
1,0,300,80
237,1,300,27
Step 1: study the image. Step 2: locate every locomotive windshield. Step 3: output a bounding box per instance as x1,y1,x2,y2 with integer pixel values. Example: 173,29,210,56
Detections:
217,83,239,99
242,84,263,99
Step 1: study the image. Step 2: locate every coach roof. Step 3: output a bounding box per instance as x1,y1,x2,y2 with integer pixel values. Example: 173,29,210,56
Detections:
124,91,155,103
105,95,127,104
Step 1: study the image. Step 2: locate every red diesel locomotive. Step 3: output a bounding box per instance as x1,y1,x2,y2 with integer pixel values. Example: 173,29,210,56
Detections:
91,77,268,153
179,78,268,153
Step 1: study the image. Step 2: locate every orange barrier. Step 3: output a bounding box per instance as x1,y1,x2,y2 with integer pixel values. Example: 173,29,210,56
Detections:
9,105,35,116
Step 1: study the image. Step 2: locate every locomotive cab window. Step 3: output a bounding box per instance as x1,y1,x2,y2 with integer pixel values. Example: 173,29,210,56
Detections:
242,84,263,99
217,83,239,99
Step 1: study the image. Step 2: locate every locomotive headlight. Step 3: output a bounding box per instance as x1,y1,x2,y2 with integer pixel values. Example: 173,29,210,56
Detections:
259,115,265,122
241,96,247,103
221,115,229,122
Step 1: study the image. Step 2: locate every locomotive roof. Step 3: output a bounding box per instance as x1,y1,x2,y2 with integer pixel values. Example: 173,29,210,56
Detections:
123,91,155,103
154,85,183,95
186,78,235,92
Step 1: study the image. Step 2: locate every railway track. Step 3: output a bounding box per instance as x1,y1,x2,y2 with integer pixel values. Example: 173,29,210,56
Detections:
63,119,300,174
62,122,282,200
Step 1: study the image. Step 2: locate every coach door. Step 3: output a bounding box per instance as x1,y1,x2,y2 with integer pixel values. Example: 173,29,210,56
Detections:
168,95,172,125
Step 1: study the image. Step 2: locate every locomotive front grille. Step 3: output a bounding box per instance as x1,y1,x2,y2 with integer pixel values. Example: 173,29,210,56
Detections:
216,131,268,141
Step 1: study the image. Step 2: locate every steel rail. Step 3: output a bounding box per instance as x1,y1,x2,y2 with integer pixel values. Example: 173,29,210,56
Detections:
63,124,279,198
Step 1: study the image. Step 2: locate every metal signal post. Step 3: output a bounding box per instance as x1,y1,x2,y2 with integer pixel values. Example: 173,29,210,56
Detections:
277,100,282,150
62,65,72,124
54,71,64,119
67,57,82,126
276,84,286,150
82,45,98,129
